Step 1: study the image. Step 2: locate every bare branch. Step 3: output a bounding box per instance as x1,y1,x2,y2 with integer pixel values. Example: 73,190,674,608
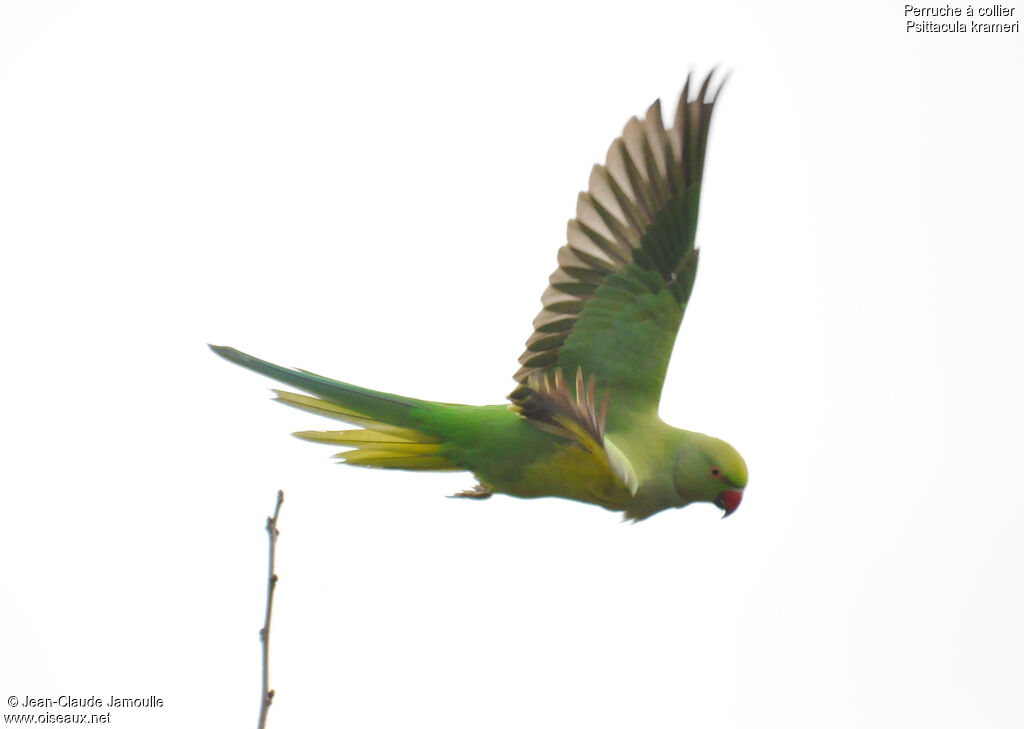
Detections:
257,490,284,729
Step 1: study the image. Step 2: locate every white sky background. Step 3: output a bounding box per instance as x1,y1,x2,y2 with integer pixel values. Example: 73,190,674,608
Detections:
1,1,1022,727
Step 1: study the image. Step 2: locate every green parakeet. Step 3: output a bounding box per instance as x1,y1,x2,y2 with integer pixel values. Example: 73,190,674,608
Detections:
212,71,747,522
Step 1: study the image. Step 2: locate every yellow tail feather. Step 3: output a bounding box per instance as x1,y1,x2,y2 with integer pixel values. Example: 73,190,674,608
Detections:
338,451,457,470
275,390,456,472
293,429,442,446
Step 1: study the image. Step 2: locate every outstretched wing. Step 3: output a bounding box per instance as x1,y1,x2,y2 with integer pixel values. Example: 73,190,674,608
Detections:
510,71,724,425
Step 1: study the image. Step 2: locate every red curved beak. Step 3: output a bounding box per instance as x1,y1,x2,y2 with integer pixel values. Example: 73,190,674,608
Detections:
717,489,743,518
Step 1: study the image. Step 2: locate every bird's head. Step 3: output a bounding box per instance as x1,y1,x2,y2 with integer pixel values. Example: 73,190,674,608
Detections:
673,432,748,517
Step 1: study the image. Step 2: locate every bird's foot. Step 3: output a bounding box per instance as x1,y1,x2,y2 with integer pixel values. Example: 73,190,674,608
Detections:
448,483,492,500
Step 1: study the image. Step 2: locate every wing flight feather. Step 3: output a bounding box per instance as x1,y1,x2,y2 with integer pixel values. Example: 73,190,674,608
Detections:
510,71,725,422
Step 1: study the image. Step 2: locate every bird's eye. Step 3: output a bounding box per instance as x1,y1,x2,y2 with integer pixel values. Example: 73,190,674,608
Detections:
710,466,722,478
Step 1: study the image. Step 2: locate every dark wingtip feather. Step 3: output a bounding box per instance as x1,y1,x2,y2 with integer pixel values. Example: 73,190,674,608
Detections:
710,67,733,103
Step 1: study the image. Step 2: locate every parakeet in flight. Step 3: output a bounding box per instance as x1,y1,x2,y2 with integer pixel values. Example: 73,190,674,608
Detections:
212,70,747,521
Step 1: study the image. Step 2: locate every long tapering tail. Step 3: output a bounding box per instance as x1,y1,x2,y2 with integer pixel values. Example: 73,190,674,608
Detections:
210,345,460,471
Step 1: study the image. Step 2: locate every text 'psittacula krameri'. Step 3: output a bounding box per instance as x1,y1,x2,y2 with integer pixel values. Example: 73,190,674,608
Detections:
212,71,747,522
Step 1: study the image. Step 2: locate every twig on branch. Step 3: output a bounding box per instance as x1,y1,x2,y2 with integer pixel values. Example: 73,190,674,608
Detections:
258,490,284,729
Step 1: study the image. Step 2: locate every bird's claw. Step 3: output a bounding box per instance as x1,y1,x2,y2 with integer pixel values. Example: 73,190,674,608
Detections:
448,483,492,500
